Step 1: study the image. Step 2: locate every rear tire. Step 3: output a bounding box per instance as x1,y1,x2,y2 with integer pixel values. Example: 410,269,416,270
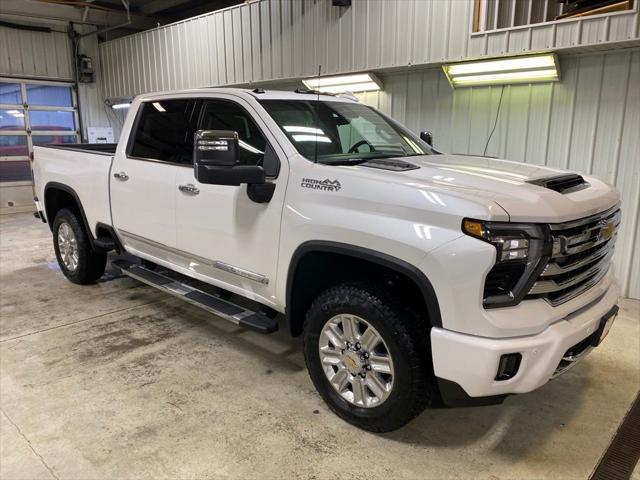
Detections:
303,283,432,432
53,208,107,284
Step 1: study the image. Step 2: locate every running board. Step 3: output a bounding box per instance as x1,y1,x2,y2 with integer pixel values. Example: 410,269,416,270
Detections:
111,259,278,334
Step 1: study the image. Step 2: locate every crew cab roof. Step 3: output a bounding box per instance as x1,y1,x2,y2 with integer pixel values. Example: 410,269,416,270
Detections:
134,87,358,103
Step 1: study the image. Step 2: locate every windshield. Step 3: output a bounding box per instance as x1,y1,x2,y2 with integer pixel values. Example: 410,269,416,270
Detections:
259,99,434,164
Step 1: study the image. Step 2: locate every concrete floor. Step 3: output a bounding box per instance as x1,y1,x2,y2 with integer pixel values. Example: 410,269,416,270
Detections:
0,212,638,480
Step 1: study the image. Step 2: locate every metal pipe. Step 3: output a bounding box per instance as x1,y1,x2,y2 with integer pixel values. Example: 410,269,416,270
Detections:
77,0,130,38
68,23,86,142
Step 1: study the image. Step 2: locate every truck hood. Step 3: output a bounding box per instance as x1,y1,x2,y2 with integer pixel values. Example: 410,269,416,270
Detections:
363,154,620,223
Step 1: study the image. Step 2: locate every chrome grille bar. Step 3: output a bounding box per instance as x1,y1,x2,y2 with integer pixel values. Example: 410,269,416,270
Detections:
526,205,620,306
542,243,614,276
530,250,613,294
548,205,620,231
552,232,618,257
544,267,610,306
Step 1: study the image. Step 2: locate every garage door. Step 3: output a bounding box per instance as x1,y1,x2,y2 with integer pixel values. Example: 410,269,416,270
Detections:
0,78,79,184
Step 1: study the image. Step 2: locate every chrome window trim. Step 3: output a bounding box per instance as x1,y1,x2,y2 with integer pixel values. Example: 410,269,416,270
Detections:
124,154,193,168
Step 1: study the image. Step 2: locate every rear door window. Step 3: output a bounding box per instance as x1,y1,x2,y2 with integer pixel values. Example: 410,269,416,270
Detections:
129,99,197,164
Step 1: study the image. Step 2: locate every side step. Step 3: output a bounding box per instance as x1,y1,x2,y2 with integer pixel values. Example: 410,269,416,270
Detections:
112,259,278,334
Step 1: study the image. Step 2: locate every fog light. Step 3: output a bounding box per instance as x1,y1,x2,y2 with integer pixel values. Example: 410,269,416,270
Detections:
495,353,522,381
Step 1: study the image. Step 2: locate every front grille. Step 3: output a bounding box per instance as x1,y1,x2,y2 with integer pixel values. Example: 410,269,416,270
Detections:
526,206,620,306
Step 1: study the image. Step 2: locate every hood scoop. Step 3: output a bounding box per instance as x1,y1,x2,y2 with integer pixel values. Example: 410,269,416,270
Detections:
360,158,420,172
527,174,589,194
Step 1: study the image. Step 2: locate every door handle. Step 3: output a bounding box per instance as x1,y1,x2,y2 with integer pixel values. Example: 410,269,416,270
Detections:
113,171,129,181
178,184,200,195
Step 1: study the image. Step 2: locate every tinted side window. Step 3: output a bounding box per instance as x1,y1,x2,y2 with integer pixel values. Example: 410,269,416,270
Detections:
198,100,267,168
129,99,196,164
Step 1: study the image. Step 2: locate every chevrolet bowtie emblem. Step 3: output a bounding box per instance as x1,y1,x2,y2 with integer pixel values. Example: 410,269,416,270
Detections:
598,221,615,241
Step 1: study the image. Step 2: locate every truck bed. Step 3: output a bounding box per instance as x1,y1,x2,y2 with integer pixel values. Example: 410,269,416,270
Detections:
42,143,118,155
32,144,115,235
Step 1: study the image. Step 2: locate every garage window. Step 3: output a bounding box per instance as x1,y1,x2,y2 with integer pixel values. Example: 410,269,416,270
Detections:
0,79,79,184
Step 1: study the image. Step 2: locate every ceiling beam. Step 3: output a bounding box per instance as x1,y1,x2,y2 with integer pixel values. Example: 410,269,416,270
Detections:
0,0,159,30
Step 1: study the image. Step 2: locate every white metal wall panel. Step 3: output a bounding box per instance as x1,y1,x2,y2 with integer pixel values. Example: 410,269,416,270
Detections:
448,0,470,59
428,0,451,62
351,0,367,71
554,21,580,48
608,12,637,43
412,0,432,64
250,2,262,81
580,16,608,44
325,2,340,74
241,6,253,83
231,8,243,83
357,50,639,299
530,24,555,51
0,25,72,80
486,31,509,56
99,1,640,98
507,29,532,53
337,2,353,73
216,12,228,86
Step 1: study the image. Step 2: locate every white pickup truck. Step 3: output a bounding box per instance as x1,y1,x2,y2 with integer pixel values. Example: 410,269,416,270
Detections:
33,88,621,432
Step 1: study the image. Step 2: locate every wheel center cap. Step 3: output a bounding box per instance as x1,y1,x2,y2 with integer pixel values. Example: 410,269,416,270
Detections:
343,352,362,374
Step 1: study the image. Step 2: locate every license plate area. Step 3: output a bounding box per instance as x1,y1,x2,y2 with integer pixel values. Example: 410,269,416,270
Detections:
591,305,619,347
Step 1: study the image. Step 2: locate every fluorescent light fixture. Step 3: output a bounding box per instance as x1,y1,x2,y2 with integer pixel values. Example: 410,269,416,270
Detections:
443,53,560,88
152,102,166,112
7,110,20,114
302,72,382,94
111,103,131,110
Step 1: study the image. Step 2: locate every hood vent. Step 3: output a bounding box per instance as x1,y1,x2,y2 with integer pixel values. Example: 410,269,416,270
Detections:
360,158,420,172
528,174,588,194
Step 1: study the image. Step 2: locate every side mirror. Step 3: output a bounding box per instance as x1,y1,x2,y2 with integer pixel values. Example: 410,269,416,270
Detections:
420,130,433,146
194,130,265,186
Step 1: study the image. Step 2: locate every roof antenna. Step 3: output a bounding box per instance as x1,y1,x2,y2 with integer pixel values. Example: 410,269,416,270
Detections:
314,64,322,164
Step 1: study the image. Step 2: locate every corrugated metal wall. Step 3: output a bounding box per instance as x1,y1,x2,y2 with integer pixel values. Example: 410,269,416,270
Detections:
0,23,114,139
357,50,639,299
99,0,640,99
0,25,73,80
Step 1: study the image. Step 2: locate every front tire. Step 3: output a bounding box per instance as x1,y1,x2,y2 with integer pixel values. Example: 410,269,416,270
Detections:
53,208,107,284
303,283,432,432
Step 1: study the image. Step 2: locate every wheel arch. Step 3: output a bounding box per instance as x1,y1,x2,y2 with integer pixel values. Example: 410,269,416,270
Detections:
285,241,442,337
44,182,96,248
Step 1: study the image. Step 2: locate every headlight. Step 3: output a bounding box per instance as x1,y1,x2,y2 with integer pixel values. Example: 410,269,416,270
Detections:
462,219,552,308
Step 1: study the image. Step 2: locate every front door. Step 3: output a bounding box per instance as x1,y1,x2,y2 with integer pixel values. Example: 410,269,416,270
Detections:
174,96,287,307
111,98,197,259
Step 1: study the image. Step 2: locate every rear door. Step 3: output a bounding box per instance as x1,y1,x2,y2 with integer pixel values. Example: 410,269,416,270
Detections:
110,98,197,258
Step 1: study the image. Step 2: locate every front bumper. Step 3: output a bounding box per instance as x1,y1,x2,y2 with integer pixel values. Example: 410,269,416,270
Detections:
431,278,620,400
